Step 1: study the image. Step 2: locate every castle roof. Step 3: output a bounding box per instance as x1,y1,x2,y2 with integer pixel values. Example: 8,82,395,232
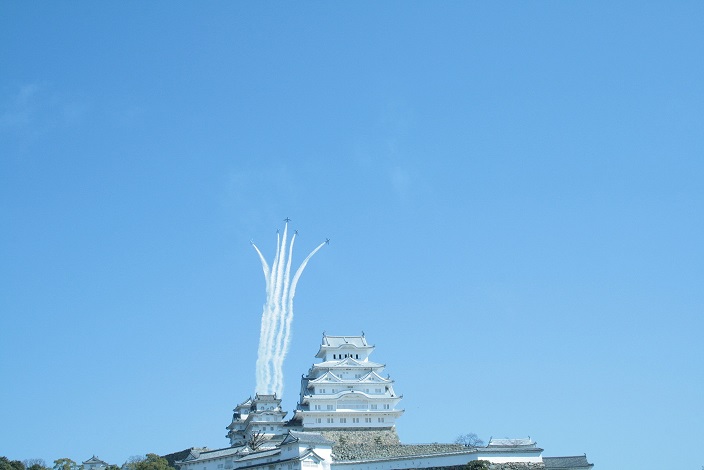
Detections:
316,334,374,358
312,357,384,369
321,334,368,348
254,393,279,402
487,437,537,447
543,455,594,469
308,370,391,385
82,457,107,465
236,397,253,408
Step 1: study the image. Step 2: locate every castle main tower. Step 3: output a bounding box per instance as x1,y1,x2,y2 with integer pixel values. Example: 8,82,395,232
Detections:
292,333,404,433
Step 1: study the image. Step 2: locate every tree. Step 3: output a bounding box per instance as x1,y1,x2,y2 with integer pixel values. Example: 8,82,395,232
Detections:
1,457,25,470
466,461,490,470
455,433,485,448
52,459,79,470
133,455,171,470
247,431,267,451
122,456,145,470
23,460,47,470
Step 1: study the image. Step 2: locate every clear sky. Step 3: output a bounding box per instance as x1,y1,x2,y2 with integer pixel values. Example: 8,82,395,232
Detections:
1,2,703,469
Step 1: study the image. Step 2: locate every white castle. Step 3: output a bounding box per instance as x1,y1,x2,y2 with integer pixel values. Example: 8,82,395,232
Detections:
226,333,403,446
292,333,403,431
177,333,593,470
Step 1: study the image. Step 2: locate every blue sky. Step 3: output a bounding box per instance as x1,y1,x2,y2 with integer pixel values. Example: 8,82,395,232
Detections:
1,2,703,469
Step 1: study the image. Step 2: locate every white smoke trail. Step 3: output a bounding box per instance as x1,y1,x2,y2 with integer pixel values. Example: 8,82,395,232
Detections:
255,230,282,394
273,241,326,397
269,225,288,392
262,231,282,393
252,242,271,394
252,222,325,396
271,232,296,395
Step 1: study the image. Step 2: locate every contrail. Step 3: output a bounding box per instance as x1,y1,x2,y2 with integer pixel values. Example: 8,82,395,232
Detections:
273,241,326,395
252,221,325,396
264,229,284,392
251,242,271,392
271,232,296,395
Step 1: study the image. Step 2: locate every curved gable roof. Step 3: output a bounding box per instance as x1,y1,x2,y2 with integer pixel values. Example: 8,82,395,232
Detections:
314,357,384,369
322,335,368,348
309,371,343,383
359,371,392,383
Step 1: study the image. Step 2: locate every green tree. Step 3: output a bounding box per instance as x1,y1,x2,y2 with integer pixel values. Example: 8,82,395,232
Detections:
133,455,171,470
52,458,80,470
1,457,26,470
121,456,144,470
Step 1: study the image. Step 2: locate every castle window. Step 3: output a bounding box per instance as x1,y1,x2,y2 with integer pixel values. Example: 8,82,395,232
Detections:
384,404,390,409
327,418,333,423
316,418,322,423
352,418,359,423
370,404,377,409
340,418,346,423
378,417,385,423
365,417,372,423
327,405,334,410
356,354,359,359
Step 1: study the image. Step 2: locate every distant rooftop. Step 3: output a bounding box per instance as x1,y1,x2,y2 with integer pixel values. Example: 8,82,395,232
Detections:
543,455,594,469
487,438,537,447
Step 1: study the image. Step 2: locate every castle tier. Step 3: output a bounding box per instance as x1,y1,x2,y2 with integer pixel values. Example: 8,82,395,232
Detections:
293,333,403,430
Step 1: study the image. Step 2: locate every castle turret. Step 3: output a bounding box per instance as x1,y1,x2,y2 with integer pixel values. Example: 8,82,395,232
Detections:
226,393,287,446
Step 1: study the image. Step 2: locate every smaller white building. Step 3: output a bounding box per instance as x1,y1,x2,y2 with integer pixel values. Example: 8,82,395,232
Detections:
82,457,108,470
226,394,288,446
178,431,333,470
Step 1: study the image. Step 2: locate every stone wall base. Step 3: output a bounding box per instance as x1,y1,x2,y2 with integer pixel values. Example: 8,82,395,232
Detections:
317,428,401,446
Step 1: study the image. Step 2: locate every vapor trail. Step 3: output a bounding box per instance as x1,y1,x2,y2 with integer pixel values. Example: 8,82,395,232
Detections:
253,222,325,396
272,232,296,395
252,242,271,392
262,231,284,392
273,241,326,396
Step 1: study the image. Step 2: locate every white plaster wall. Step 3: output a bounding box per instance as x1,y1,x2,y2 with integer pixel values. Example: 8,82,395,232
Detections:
475,451,543,463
